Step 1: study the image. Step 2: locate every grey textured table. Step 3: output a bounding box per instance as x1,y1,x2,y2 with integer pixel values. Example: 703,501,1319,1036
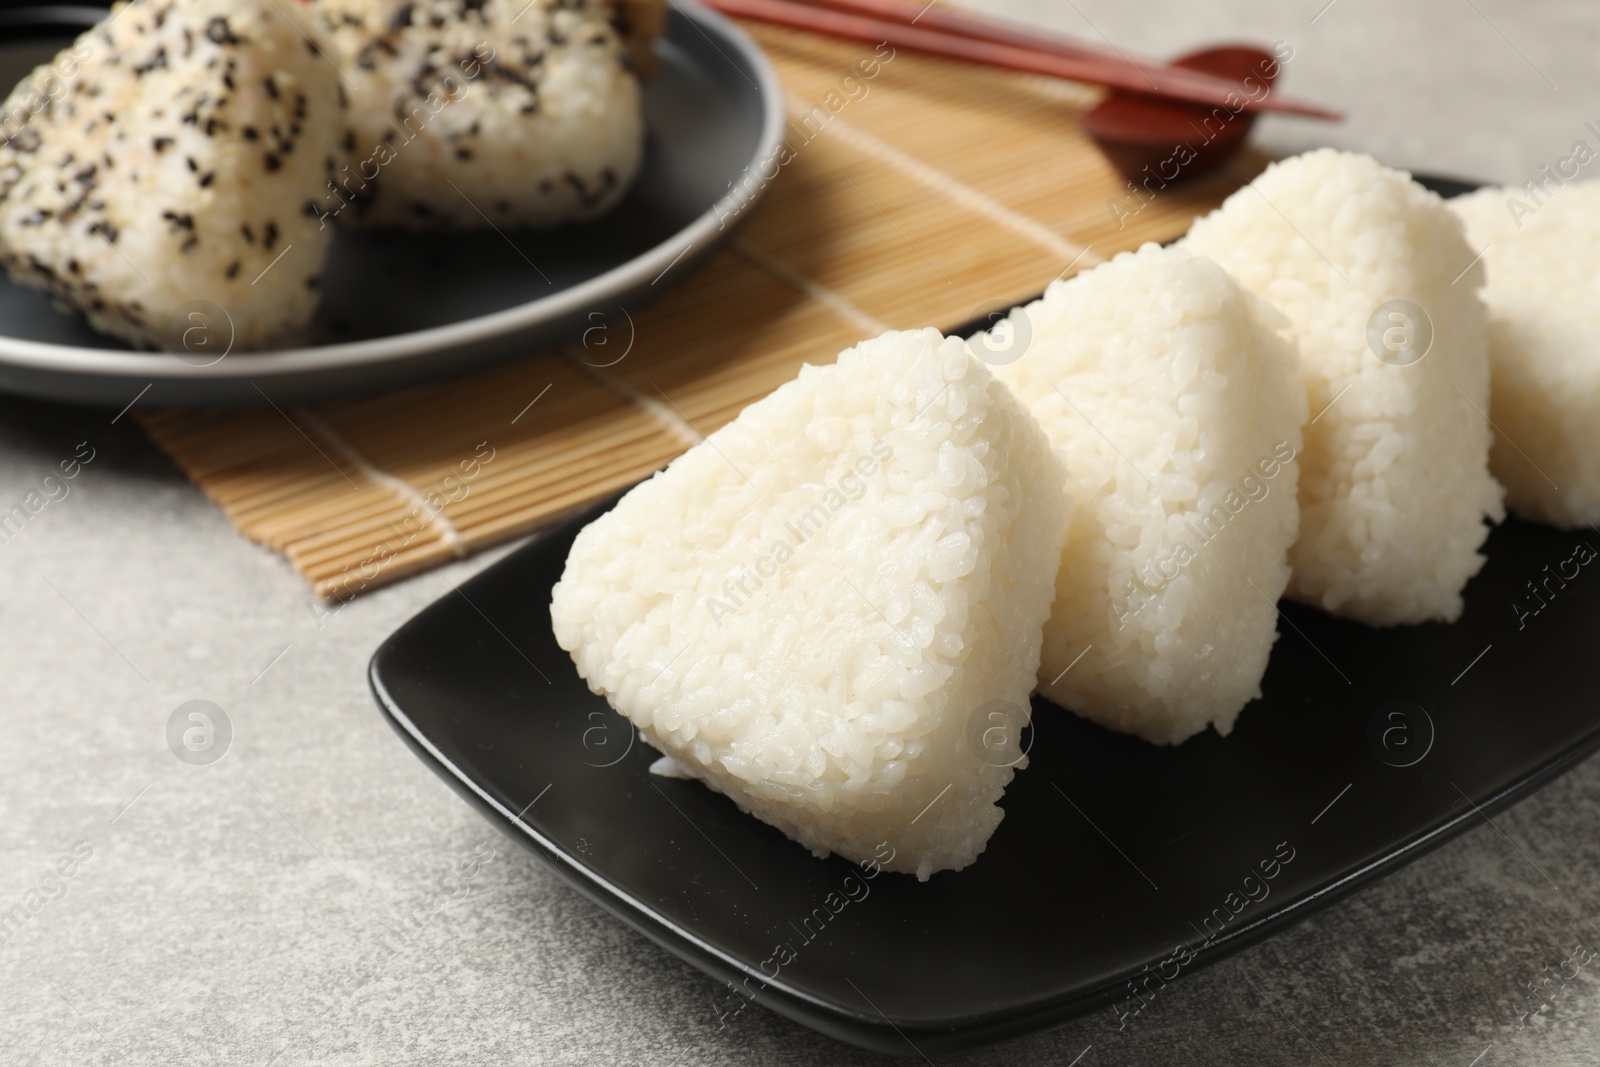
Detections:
3,1,1599,1064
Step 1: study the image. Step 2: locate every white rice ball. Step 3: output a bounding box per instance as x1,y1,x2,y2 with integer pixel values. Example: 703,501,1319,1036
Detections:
1451,181,1600,527
550,329,1069,879
0,0,343,350
305,0,649,229
985,243,1306,745
1185,149,1504,626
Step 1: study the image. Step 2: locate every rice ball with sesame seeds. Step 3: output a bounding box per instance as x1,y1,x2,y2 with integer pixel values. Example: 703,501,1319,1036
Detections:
1184,149,1504,626
0,0,344,351
1451,182,1600,528
305,0,655,230
984,243,1307,745
550,328,1070,880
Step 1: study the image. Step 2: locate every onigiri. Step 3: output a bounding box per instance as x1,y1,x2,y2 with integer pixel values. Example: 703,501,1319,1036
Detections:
550,328,1069,879
984,243,1307,745
1451,181,1600,527
0,0,344,350
305,0,654,229
1185,149,1504,626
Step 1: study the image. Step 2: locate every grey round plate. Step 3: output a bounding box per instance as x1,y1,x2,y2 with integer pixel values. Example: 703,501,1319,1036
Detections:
0,1,784,408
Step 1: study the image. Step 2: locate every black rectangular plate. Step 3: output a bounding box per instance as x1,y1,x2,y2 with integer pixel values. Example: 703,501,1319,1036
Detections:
370,501,1600,1055
368,175,1600,1056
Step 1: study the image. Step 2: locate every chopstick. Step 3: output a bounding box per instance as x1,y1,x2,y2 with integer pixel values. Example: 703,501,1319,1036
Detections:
705,0,1341,120
800,0,1130,61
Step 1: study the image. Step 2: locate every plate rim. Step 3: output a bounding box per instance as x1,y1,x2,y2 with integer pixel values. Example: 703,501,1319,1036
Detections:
0,0,787,382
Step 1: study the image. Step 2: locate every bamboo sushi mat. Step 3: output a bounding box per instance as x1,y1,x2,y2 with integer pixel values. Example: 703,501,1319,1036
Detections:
136,22,1271,601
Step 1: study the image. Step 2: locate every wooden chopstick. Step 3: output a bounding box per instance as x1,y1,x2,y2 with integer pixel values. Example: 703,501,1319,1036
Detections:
706,0,1341,120
800,0,1110,60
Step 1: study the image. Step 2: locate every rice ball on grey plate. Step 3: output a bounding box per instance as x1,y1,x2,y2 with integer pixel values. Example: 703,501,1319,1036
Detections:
1451,182,1600,528
1185,149,1504,626
984,243,1307,745
550,328,1069,880
305,0,660,230
0,0,344,350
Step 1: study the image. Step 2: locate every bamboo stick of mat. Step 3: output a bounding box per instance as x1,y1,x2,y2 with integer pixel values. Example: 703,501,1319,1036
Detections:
136,22,1268,602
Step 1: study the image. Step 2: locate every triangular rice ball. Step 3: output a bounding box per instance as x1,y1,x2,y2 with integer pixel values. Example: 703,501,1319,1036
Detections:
0,0,343,350
1185,149,1503,624
987,243,1307,745
551,328,1068,879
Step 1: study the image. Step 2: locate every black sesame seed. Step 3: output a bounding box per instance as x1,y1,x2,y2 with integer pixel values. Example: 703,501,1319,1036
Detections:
206,17,241,45
264,153,280,171
225,261,240,278
132,46,168,77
